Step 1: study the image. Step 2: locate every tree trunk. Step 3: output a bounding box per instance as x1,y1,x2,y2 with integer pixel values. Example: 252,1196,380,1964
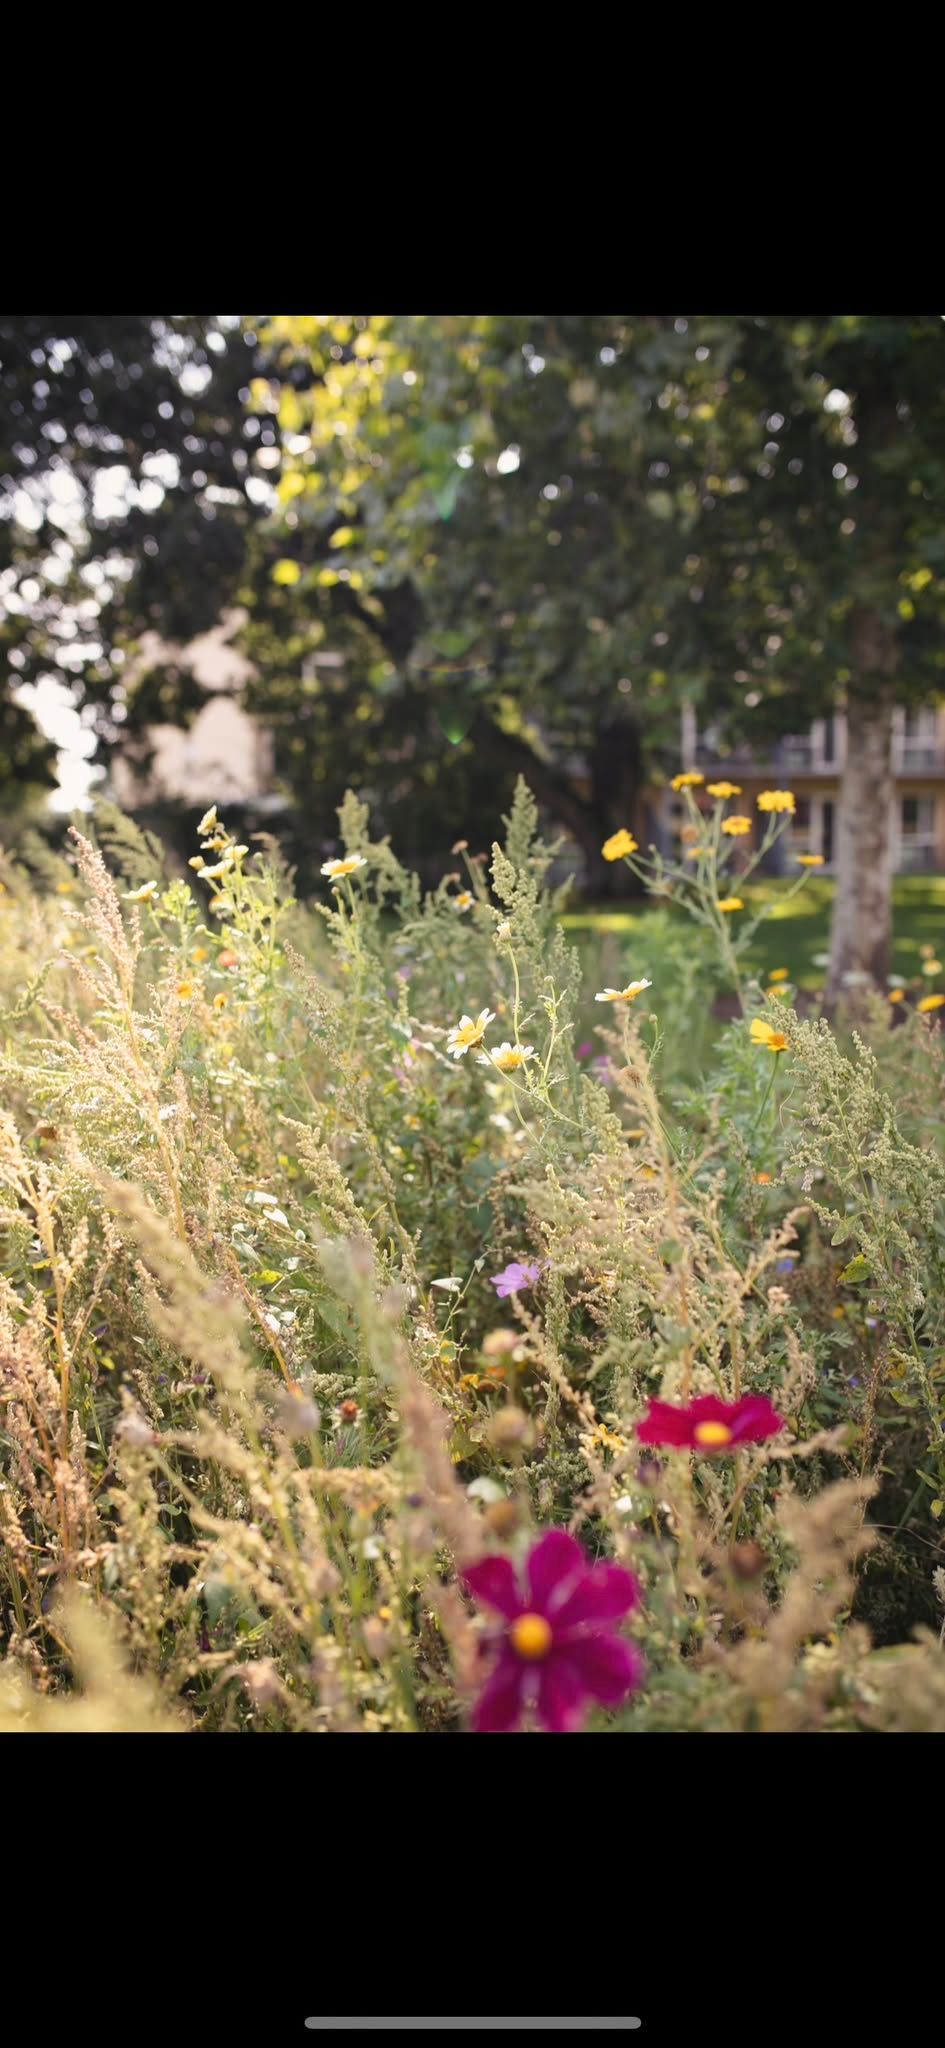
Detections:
825,608,897,1006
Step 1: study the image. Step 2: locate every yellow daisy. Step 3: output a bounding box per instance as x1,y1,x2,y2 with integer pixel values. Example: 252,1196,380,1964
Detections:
671,771,705,791
197,807,219,836
594,978,653,1004
888,988,905,1003
123,880,160,903
757,790,796,815
750,1018,788,1053
176,980,195,1000
453,891,475,911
601,828,638,861
722,816,752,836
707,781,742,799
446,1008,496,1057
918,993,945,1014
769,968,789,981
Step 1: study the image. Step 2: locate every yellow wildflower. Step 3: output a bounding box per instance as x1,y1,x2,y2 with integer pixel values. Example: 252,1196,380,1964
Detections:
921,959,942,976
594,978,653,1004
123,880,160,903
707,781,742,799
796,853,824,867
722,816,752,836
918,993,945,1013
453,890,475,911
757,790,796,814
717,897,744,913
200,860,234,882
192,946,209,964
176,980,195,1000
601,828,638,861
768,984,791,1000
476,1041,536,1071
685,845,710,858
197,807,218,836
671,771,705,791
213,994,227,1010
755,1172,772,1184
769,968,789,981
446,1009,495,1058
888,988,905,1003
321,855,367,879
750,1018,788,1053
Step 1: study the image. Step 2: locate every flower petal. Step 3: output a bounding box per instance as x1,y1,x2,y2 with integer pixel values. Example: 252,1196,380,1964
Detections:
536,1653,590,1733
729,1396,784,1444
554,1561,640,1632
526,1530,587,1614
636,1399,696,1447
564,1631,646,1706
461,1555,522,1620
471,1650,526,1733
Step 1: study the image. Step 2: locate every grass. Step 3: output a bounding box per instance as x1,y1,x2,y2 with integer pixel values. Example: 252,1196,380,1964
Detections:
564,873,945,991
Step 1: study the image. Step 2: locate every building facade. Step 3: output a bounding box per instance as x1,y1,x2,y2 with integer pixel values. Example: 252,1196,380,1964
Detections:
650,705,945,874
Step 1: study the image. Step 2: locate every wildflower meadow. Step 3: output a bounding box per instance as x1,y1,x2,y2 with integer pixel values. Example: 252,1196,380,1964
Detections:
1,776,944,1734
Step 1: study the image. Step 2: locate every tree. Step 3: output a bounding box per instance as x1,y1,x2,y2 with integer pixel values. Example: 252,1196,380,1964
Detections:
0,314,265,794
246,314,707,893
253,314,945,976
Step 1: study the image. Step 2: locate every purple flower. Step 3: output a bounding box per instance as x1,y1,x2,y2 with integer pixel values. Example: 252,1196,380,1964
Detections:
461,1529,644,1733
490,1260,542,1299
576,1041,593,1060
592,1056,614,1082
776,1257,798,1275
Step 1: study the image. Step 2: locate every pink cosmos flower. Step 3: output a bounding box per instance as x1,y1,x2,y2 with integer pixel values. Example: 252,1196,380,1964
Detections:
490,1260,542,1299
461,1529,644,1733
636,1392,784,1453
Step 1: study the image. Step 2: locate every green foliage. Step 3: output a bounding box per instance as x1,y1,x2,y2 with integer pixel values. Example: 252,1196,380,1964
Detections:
0,790,944,1731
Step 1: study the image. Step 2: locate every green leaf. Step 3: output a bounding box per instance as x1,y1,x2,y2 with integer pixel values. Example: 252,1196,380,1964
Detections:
838,1255,870,1285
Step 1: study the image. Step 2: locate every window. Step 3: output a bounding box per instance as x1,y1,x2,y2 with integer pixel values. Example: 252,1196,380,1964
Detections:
901,794,934,837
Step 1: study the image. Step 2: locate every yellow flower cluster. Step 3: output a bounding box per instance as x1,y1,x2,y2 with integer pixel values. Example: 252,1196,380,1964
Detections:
671,771,704,792
757,790,796,815
601,829,638,861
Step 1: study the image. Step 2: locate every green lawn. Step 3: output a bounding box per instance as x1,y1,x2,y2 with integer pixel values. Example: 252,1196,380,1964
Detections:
562,873,945,991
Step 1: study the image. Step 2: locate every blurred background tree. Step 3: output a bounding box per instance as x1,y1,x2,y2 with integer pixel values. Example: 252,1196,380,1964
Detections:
0,314,263,830
3,312,944,986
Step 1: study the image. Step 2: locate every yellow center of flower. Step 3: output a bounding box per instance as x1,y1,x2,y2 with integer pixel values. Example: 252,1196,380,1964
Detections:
511,1612,553,1660
693,1420,733,1447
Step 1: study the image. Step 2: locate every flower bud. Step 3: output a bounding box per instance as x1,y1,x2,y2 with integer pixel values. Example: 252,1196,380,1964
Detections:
490,1405,530,1449
730,1541,768,1581
484,1498,521,1539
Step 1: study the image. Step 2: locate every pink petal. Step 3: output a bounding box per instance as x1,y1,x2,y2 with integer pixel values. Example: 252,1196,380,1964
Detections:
461,1555,522,1620
554,1561,640,1632
471,1650,526,1733
536,1652,590,1733
526,1530,587,1614
688,1395,732,1423
564,1630,645,1706
637,1400,695,1447
731,1397,784,1444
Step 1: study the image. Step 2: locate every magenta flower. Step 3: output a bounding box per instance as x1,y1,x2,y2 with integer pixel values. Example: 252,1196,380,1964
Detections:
636,1392,784,1453
576,1041,593,1060
490,1260,542,1299
461,1529,644,1733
